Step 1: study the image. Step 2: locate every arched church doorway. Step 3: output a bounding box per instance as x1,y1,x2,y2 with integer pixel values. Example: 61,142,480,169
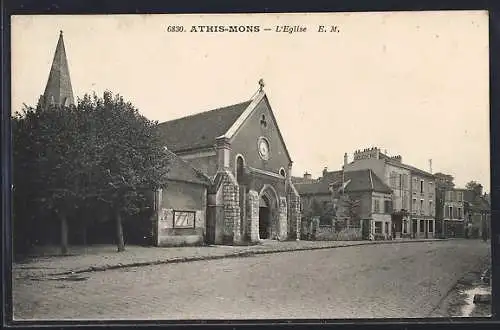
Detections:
259,195,270,239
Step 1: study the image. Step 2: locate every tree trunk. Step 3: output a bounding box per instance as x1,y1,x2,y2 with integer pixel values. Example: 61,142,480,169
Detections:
82,222,87,246
115,210,125,252
60,213,69,255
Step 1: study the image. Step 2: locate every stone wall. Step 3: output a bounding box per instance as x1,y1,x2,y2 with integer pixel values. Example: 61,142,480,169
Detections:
221,170,241,244
287,183,301,240
247,190,260,242
278,197,288,240
316,226,363,241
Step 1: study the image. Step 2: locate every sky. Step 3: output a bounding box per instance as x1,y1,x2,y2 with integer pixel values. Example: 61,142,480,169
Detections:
11,12,490,192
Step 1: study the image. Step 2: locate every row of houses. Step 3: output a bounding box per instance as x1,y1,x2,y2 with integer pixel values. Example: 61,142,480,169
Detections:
293,148,491,240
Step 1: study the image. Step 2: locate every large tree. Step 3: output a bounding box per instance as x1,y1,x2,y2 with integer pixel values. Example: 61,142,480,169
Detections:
77,91,170,251
12,91,170,254
466,180,483,196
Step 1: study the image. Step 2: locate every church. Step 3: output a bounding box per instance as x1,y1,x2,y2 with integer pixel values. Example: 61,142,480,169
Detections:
155,82,302,246
41,31,302,247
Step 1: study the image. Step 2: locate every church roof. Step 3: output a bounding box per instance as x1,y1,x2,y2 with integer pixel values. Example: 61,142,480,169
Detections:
165,149,211,186
295,169,392,195
43,31,75,107
157,100,251,153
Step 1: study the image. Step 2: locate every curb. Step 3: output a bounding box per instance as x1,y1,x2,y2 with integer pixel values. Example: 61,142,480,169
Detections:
28,238,447,278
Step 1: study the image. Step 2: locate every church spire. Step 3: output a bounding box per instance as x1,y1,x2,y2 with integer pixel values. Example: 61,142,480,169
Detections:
42,30,75,107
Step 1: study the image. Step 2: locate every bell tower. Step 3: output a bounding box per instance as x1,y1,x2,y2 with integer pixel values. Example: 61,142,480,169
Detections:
40,30,75,107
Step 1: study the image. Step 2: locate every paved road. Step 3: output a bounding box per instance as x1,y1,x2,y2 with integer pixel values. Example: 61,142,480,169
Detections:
13,239,490,320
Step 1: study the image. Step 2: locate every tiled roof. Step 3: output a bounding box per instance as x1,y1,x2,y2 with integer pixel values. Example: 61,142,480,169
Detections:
378,152,434,177
165,149,211,186
295,169,392,195
157,100,252,152
295,180,331,195
291,176,317,185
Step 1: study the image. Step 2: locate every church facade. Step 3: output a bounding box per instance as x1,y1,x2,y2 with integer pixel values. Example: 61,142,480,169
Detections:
156,86,302,245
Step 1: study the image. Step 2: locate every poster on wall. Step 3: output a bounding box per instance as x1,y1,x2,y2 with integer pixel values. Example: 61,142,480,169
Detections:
173,211,196,228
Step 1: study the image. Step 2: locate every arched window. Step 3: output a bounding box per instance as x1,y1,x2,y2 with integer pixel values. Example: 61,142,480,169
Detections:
236,155,245,184
279,167,286,178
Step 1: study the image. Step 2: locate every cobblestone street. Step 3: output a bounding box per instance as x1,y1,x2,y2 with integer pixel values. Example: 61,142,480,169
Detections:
13,239,490,320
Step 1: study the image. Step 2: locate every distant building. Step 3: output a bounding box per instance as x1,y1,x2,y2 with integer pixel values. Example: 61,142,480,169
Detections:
440,188,467,237
295,168,393,239
291,172,317,185
343,147,436,239
463,185,491,239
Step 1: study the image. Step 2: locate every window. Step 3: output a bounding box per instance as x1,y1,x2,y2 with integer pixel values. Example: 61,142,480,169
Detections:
448,206,452,219
375,222,383,234
420,199,424,212
403,221,408,233
279,168,286,177
420,180,424,193
403,174,408,189
384,200,393,214
399,174,403,189
390,172,397,188
458,207,462,219
457,191,463,202
374,199,380,213
429,221,434,232
428,182,434,193
173,211,196,229
420,220,425,233
412,198,417,213
429,201,433,216
385,222,389,234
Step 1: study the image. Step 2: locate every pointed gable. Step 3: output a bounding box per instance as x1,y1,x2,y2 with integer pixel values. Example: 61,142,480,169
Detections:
222,91,292,163
43,31,75,107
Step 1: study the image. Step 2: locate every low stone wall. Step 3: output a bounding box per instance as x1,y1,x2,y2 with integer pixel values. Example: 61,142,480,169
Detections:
315,226,363,241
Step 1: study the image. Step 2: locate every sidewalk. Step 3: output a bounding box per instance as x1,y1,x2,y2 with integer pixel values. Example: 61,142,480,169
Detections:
13,238,446,279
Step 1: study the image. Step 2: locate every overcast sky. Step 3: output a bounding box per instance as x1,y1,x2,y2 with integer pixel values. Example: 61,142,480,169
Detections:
11,12,490,191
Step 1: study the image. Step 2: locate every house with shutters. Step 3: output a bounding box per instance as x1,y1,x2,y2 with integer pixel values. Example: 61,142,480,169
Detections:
156,82,301,245
295,168,393,239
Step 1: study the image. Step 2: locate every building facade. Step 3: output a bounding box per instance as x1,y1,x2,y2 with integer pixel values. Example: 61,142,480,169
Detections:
464,185,491,239
409,170,436,239
157,86,301,245
296,168,393,240
344,147,436,238
438,188,466,237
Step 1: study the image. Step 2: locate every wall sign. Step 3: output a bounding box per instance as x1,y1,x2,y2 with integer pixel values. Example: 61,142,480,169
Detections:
173,211,196,228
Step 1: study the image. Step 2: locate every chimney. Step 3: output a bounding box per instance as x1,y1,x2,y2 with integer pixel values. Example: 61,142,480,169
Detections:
323,166,328,177
303,172,312,180
429,159,433,174
344,153,348,166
